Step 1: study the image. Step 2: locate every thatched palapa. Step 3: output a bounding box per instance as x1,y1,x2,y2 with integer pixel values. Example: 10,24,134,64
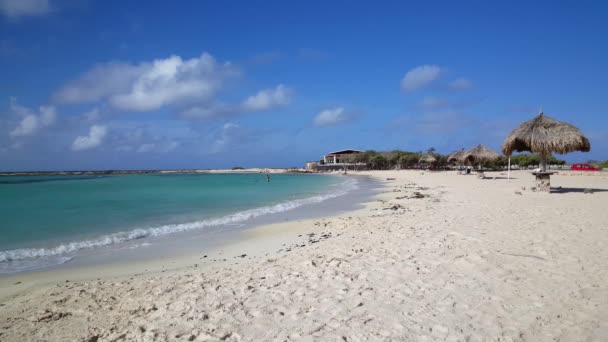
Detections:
501,112,590,172
462,145,500,168
419,154,436,164
447,149,466,164
501,112,590,156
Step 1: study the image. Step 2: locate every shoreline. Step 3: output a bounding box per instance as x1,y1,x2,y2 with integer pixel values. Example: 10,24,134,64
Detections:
0,174,381,297
0,173,373,275
1,170,607,341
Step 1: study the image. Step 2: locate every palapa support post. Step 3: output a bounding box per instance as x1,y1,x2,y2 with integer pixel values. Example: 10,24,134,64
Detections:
539,152,548,172
531,171,555,192
532,152,554,192
507,156,511,181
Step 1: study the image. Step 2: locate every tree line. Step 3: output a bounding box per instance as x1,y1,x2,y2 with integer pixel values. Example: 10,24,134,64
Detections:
333,149,567,170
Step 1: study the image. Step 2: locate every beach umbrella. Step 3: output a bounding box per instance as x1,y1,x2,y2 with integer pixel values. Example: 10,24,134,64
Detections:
462,145,500,170
447,149,466,164
501,112,590,172
418,154,436,164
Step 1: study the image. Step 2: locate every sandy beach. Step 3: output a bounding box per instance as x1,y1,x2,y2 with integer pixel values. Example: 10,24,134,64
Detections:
1,170,607,341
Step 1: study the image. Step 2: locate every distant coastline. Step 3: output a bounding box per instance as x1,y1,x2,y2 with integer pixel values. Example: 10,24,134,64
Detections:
0,168,313,177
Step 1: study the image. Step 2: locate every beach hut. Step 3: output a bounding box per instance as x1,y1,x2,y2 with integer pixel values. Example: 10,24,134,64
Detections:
501,111,590,191
448,149,468,174
462,145,500,172
418,154,436,170
418,154,436,164
447,149,466,164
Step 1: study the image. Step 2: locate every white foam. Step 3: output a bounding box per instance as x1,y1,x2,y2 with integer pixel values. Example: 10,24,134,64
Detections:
116,242,152,251
0,177,358,266
0,256,73,275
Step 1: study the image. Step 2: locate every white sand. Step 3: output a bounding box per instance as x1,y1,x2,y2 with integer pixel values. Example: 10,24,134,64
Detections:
1,170,607,341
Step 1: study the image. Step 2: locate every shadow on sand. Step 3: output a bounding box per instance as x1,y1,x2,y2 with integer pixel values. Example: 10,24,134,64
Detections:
550,187,608,194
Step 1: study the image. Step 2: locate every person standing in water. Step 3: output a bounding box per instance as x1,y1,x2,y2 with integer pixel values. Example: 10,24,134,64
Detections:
266,174,270,182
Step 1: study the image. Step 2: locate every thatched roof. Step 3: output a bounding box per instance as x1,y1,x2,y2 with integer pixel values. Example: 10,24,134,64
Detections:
463,145,500,164
447,149,466,163
501,112,590,156
419,154,436,163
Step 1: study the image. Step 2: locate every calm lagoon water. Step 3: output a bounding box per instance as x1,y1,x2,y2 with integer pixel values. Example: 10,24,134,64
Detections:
0,173,356,274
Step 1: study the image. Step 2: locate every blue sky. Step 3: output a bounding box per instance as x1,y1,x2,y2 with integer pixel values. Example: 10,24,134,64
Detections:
1,0,607,171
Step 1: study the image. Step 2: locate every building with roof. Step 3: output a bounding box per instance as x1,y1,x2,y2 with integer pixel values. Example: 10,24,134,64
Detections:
322,149,364,164
306,149,367,171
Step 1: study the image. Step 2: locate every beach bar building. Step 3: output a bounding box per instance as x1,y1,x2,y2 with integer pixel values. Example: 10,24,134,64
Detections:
322,149,363,164
307,149,367,171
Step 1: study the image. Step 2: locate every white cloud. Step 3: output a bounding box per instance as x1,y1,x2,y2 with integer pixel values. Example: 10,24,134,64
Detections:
241,84,291,111
449,78,473,90
8,99,56,137
39,105,55,125
314,107,348,127
10,115,38,137
180,84,291,120
110,55,227,111
72,125,107,151
83,107,101,123
55,52,294,122
0,0,49,18
210,123,241,153
135,141,179,153
55,53,237,112
7,97,31,116
55,62,146,104
401,65,442,92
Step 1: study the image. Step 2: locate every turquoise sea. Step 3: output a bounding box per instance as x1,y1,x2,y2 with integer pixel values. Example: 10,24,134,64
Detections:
0,173,355,274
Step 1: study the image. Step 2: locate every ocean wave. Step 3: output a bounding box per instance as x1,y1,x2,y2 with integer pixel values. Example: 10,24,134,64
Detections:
0,176,358,264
